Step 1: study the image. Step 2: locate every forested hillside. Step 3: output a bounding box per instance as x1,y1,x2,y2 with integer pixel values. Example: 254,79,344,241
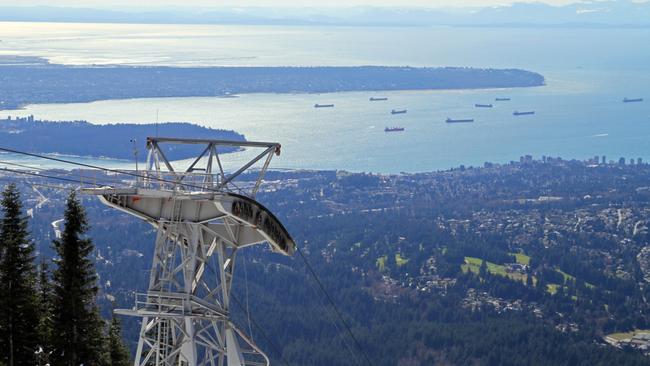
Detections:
6,156,650,365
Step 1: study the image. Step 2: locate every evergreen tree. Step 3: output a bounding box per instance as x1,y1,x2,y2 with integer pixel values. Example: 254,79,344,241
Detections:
36,261,54,366
107,312,131,366
0,183,39,366
51,191,107,366
479,259,488,278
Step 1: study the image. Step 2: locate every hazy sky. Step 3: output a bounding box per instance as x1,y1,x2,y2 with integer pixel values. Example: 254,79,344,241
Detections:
0,0,583,8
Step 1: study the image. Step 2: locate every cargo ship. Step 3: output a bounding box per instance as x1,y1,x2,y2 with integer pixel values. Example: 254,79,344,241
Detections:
391,109,407,115
513,111,535,116
475,103,493,108
446,118,474,123
385,127,405,132
495,98,511,101
314,103,334,108
623,97,643,103
370,97,388,101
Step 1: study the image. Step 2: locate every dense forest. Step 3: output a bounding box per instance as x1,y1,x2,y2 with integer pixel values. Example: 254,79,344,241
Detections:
0,117,244,160
0,185,130,366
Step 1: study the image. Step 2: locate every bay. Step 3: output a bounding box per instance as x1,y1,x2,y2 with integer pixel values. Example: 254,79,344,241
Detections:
1,22,649,173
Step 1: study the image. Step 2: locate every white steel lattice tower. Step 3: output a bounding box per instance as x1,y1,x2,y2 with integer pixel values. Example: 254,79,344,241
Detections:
83,137,296,366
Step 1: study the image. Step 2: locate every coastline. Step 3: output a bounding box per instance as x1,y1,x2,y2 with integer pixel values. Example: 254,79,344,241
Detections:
0,117,246,160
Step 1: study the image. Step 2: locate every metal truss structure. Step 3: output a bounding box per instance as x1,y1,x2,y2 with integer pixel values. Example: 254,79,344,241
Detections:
82,137,295,366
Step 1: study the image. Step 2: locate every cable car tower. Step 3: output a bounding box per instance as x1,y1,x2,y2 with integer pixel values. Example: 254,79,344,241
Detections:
82,137,295,366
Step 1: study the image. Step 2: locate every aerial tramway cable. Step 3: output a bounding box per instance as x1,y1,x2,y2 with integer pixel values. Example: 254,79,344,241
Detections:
230,294,293,366
1,145,376,366
0,166,106,187
297,246,375,366
0,159,130,187
0,146,226,193
300,256,367,366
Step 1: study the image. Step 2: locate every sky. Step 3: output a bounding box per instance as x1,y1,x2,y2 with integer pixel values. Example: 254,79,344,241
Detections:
0,0,584,8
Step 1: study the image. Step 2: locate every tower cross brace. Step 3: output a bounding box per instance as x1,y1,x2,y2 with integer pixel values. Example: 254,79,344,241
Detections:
83,137,295,366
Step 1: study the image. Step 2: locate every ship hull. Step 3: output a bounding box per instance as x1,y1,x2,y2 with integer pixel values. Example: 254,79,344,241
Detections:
446,119,474,123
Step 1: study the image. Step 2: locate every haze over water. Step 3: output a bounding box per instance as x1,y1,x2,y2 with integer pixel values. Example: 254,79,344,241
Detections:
1,22,649,173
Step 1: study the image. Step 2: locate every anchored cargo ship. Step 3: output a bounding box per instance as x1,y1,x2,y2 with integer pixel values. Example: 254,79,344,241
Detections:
513,111,535,116
475,104,493,108
495,98,511,101
370,97,388,101
623,98,643,103
446,118,474,123
391,109,407,115
314,103,334,108
385,127,405,132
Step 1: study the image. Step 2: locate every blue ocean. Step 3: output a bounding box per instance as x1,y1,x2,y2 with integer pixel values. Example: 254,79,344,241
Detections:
1,22,648,173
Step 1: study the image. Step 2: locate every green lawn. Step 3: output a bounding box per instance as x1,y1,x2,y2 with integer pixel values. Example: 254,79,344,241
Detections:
461,257,527,282
376,256,387,271
557,269,595,288
462,256,580,295
514,253,531,265
395,253,409,267
607,329,650,341
557,269,575,282
376,253,409,270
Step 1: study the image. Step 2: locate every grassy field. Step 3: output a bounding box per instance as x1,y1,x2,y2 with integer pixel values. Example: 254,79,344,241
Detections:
376,253,409,270
607,329,650,341
461,255,592,296
558,269,575,282
513,253,531,265
395,253,409,267
557,269,595,288
376,256,387,271
461,257,527,283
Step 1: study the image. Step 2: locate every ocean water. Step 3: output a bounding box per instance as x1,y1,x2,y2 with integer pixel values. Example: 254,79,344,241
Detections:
1,22,649,173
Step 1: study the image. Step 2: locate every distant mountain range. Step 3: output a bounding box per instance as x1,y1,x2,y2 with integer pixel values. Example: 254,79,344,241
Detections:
1,1,650,27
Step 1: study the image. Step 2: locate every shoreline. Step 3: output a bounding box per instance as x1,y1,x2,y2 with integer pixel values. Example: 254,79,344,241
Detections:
0,117,246,161
1,154,644,176
1,84,547,112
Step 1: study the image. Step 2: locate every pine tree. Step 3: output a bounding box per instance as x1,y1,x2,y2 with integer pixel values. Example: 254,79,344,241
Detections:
51,191,107,366
35,261,54,366
0,183,40,366
479,259,488,278
107,312,131,366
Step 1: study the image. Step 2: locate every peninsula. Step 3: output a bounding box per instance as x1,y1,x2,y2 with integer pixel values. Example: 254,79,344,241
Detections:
0,56,544,109
0,116,245,160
